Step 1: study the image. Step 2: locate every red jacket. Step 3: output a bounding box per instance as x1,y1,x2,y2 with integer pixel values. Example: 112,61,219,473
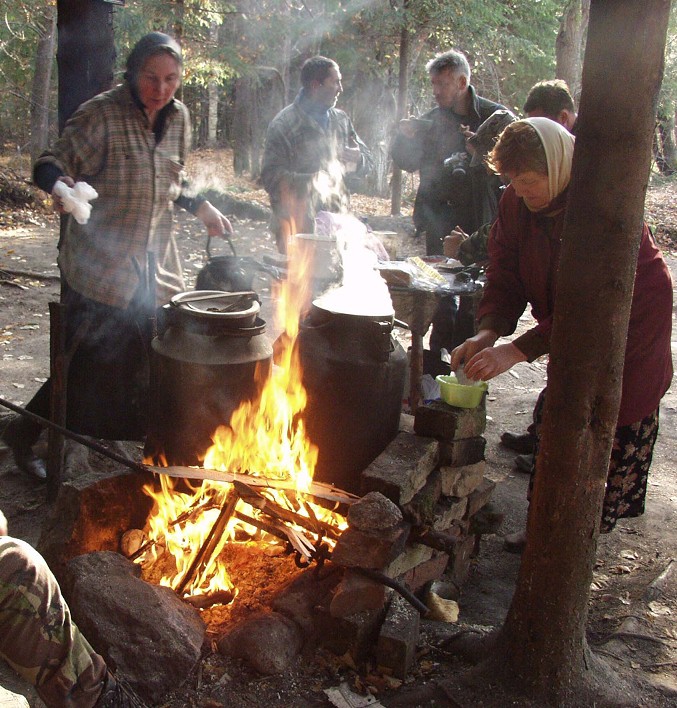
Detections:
478,185,673,426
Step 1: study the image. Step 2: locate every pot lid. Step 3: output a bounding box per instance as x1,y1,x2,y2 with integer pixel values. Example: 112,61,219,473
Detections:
312,291,394,319
170,290,260,319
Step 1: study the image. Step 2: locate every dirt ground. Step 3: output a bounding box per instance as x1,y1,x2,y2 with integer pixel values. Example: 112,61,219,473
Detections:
0,156,676,707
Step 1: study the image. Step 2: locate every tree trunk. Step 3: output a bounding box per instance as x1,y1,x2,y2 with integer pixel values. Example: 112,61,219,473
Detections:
348,76,396,197
233,68,285,178
30,5,57,164
390,5,410,216
555,0,590,100
207,22,219,148
491,0,671,703
56,0,115,132
653,111,676,174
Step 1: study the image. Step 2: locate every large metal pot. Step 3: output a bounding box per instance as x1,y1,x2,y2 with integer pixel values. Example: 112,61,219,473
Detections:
296,299,406,493
144,291,273,466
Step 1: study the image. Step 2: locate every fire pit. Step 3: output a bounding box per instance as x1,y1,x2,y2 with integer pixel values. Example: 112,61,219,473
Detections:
33,225,500,700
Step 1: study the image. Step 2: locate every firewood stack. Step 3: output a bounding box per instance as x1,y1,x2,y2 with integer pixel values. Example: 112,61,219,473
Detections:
324,398,501,678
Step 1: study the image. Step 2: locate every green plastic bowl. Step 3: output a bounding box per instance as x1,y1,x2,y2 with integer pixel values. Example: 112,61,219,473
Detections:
436,374,488,409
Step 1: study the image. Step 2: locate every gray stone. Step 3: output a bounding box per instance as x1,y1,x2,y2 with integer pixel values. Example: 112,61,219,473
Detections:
433,496,468,531
446,534,477,588
347,491,403,533
401,471,442,526
439,461,486,497
438,436,486,467
331,522,410,570
466,477,497,517
217,610,303,674
63,551,205,704
330,570,387,617
385,543,434,578
376,594,420,679
360,432,439,506
319,605,388,662
414,401,486,441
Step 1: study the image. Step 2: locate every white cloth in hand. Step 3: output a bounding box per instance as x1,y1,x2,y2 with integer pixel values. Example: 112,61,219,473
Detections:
53,181,98,224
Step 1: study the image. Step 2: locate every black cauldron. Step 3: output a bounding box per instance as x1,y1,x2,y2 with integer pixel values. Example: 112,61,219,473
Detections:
296,301,407,493
144,291,273,466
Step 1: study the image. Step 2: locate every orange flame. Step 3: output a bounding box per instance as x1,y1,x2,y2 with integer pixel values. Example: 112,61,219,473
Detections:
139,233,345,600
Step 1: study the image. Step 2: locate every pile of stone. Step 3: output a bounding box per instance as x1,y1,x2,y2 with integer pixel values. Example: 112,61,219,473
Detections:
321,400,501,678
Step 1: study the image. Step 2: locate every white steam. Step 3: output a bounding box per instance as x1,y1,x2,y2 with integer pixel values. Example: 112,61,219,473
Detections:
313,213,393,317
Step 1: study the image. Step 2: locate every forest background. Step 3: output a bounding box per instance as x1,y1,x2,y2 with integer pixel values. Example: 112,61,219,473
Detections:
1,0,676,201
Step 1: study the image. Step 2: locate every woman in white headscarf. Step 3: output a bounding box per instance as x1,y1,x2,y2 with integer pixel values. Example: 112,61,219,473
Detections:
451,117,673,541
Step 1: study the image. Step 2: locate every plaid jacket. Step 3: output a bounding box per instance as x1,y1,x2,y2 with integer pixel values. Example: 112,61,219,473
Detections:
35,83,192,308
260,93,371,220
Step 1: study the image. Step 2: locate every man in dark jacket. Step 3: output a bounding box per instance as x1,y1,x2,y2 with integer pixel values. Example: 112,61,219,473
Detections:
261,56,372,253
391,49,505,256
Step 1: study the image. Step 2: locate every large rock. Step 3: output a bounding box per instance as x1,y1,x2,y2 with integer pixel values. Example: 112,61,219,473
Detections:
271,567,340,635
360,432,439,506
347,491,403,532
37,440,155,584
217,611,303,674
63,551,205,704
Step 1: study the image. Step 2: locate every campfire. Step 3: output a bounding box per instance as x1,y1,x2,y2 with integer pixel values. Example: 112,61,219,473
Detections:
35,220,498,700
137,233,351,604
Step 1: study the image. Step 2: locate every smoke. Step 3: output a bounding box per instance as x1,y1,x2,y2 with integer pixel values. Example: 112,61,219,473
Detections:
313,213,393,317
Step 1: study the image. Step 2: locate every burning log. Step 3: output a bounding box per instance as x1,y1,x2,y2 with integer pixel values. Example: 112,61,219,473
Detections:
175,487,240,596
232,481,342,541
153,465,358,508
184,590,234,609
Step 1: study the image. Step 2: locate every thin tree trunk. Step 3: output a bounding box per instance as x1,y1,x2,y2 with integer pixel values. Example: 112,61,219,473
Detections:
555,0,590,100
491,0,671,703
56,0,115,133
391,5,410,216
207,23,219,148
30,6,56,164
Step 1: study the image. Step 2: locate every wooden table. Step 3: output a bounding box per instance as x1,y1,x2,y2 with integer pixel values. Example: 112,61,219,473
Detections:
389,277,483,411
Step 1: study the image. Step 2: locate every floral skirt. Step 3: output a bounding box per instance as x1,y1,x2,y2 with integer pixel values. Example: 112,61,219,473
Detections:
600,409,659,533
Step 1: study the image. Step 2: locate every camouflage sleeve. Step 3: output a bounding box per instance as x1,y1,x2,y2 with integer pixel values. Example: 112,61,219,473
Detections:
0,537,107,707
458,222,491,266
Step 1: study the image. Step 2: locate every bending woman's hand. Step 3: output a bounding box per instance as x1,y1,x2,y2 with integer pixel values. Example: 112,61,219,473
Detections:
450,330,499,371
196,200,233,238
464,342,527,381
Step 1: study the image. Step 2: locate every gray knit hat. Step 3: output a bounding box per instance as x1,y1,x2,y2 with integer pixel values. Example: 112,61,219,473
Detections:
124,32,182,84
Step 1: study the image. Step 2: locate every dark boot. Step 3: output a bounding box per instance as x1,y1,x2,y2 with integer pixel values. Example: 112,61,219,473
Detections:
514,453,535,474
0,414,46,481
95,672,148,708
500,430,536,454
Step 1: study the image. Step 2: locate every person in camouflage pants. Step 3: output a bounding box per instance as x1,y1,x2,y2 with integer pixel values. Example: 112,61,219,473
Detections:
0,511,144,707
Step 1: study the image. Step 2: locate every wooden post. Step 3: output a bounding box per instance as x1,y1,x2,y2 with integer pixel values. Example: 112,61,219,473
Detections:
46,302,67,500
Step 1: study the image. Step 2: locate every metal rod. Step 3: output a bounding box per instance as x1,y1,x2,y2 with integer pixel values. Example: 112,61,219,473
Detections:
0,397,150,475
352,566,429,617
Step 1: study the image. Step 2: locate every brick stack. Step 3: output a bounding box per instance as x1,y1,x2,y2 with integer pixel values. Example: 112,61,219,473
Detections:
325,400,501,678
